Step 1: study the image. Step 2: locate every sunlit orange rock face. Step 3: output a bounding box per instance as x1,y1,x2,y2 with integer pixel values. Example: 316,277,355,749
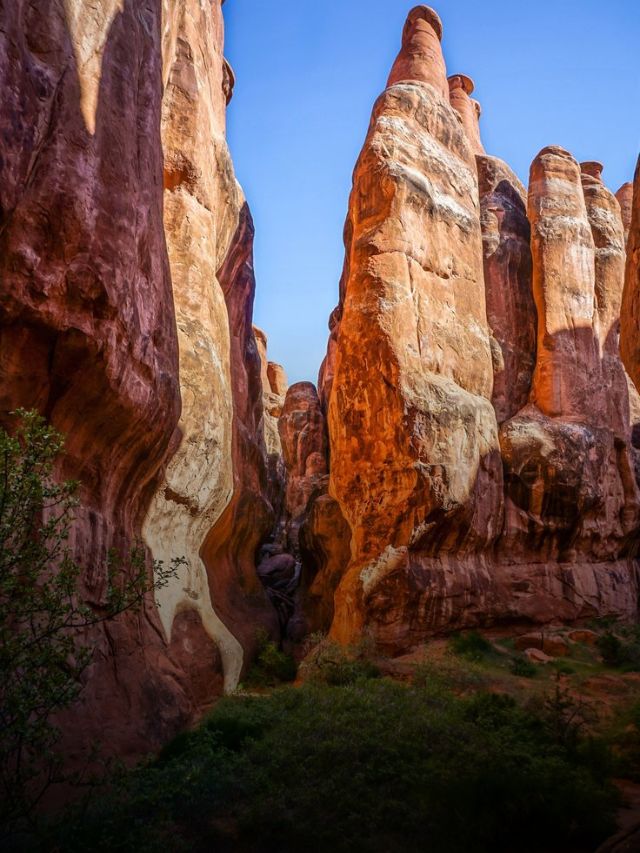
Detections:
322,6,640,652
325,5,504,646
0,0,276,759
621,160,640,390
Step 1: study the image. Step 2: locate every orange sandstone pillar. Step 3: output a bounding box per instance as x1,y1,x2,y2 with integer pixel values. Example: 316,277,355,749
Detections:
387,5,447,95
448,74,485,155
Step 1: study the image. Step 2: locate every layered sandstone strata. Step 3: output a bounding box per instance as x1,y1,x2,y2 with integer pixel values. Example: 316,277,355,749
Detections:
144,0,277,693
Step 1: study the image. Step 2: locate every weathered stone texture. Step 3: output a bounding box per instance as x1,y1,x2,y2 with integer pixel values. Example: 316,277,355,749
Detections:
616,181,634,243
0,0,191,759
276,382,350,637
621,159,640,389
320,7,640,652
144,0,278,693
325,5,503,644
448,74,484,156
0,0,276,759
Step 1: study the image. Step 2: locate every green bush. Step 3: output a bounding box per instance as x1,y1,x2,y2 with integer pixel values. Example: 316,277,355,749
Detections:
510,655,537,678
55,680,618,853
550,660,575,676
243,630,297,687
300,636,381,686
605,700,640,781
412,657,489,695
450,630,493,662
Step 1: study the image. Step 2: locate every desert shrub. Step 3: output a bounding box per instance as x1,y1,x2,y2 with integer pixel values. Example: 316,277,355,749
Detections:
412,656,489,695
597,632,626,666
510,655,537,678
56,679,618,853
450,630,493,662
243,630,297,687
300,636,380,686
597,630,640,670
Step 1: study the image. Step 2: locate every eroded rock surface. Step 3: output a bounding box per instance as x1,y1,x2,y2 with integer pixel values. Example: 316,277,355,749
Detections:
499,152,639,571
0,0,277,760
448,74,484,156
255,325,288,460
320,7,640,652
145,0,278,694
278,383,350,637
617,181,634,243
477,154,536,423
0,0,194,758
2,0,640,761
325,5,503,645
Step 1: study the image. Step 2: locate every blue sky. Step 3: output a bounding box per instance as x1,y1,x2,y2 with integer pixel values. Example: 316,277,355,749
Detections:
224,1,640,386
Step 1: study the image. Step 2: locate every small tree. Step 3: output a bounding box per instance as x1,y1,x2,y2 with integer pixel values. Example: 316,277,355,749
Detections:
0,410,183,837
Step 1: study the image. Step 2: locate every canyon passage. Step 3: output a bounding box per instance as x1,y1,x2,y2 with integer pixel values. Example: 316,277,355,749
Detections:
1,3,640,851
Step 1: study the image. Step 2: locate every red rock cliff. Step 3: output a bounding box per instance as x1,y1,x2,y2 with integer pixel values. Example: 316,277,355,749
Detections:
325,5,503,646
0,0,276,759
621,159,640,389
320,6,640,653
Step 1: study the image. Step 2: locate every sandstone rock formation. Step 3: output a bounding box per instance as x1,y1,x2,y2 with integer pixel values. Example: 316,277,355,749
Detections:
0,0,190,758
325,5,503,645
621,159,640,389
500,148,639,564
279,383,329,544
0,0,276,760
617,181,634,243
199,208,280,673
319,6,640,653
448,74,484,156
450,67,537,425
254,325,288,460
276,383,350,636
477,152,536,423
2,0,639,767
